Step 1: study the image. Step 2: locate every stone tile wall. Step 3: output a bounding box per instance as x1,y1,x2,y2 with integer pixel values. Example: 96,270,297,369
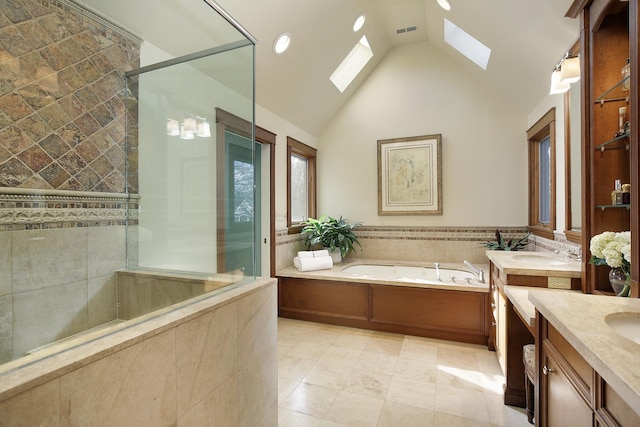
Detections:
0,192,129,362
0,0,140,365
0,0,140,192
276,226,532,270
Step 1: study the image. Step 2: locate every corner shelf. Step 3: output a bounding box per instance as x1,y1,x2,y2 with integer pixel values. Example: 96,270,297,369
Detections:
596,132,630,151
596,204,630,211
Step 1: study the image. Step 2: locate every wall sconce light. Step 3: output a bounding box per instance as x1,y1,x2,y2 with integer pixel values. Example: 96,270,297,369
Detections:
550,53,579,95
560,56,580,84
550,67,570,94
180,124,195,140
168,115,211,139
166,119,180,136
196,117,211,137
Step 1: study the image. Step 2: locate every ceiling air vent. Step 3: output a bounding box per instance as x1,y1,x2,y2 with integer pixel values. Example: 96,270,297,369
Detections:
396,26,417,34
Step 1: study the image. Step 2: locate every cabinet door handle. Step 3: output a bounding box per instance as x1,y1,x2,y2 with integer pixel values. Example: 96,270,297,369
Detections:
543,365,554,375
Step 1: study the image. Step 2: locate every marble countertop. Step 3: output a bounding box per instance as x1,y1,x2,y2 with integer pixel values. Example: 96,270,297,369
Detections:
503,285,578,330
529,291,640,415
486,250,582,278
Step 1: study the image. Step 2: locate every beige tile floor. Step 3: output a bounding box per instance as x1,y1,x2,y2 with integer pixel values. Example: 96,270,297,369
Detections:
277,318,531,427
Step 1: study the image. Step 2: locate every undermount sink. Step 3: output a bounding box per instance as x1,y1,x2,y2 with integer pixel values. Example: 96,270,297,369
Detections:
508,253,570,266
605,313,640,345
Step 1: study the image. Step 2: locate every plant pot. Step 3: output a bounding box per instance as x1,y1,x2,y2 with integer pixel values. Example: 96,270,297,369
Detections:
327,248,342,264
609,267,630,297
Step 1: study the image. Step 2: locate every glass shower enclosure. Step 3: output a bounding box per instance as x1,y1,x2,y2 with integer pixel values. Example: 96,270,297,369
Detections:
124,1,258,282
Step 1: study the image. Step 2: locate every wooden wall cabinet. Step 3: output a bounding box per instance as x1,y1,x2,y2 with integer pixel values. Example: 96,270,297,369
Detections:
568,0,639,297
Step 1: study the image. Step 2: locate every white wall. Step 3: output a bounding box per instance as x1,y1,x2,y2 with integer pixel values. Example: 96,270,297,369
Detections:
255,105,317,231
315,41,529,226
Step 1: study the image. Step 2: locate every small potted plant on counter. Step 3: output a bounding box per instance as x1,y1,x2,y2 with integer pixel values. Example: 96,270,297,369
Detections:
484,229,530,251
301,214,363,263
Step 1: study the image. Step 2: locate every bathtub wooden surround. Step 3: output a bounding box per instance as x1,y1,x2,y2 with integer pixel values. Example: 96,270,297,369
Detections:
277,261,489,345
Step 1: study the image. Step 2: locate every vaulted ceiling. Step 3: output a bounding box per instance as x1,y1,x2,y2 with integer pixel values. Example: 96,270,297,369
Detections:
78,0,579,136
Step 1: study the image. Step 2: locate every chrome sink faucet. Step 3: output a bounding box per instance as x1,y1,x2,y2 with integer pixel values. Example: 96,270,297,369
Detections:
464,260,485,283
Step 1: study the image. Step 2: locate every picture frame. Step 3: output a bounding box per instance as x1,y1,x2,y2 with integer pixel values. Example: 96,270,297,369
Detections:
377,134,442,215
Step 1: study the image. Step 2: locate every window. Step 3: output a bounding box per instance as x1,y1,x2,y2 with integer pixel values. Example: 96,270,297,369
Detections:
528,108,556,239
287,137,316,232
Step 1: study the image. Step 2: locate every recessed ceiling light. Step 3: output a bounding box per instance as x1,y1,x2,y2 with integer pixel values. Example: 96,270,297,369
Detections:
437,0,451,11
273,32,291,55
353,14,366,32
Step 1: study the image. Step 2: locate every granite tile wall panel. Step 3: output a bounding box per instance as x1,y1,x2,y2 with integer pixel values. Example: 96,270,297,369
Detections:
0,295,12,362
0,379,61,427
11,227,87,293
87,274,117,328
175,301,239,416
13,279,88,357
0,232,10,296
0,0,140,192
59,328,178,426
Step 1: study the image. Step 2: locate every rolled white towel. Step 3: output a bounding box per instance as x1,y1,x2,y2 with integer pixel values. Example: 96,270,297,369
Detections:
313,249,330,258
293,256,333,272
297,251,314,259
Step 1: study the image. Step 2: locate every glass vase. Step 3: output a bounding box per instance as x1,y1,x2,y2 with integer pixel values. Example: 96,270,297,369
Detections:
609,267,630,297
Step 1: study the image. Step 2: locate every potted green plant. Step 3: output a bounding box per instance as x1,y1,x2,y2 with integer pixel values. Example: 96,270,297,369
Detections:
301,214,362,262
484,229,530,251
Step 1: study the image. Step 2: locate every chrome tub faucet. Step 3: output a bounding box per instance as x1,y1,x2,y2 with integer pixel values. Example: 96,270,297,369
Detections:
464,260,485,283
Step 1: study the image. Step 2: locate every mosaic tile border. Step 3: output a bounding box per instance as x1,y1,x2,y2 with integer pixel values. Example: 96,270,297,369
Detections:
276,226,530,246
0,189,138,230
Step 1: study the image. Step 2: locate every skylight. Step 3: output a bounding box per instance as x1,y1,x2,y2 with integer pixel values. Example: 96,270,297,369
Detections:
330,36,373,93
443,18,491,70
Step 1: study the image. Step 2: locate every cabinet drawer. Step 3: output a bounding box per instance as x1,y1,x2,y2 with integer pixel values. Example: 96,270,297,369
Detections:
547,324,593,393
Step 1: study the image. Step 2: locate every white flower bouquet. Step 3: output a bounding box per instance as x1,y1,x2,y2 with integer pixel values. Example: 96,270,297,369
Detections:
590,231,631,296
589,231,631,274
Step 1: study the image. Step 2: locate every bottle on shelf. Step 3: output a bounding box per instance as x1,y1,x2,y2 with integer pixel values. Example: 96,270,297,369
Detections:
616,106,627,137
622,58,630,92
612,179,623,205
622,184,631,205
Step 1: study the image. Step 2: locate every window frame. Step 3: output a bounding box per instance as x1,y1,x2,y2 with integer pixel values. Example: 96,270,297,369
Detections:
527,108,556,240
287,136,316,233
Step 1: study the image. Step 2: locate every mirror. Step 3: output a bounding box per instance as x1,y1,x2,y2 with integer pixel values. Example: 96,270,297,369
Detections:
565,79,582,242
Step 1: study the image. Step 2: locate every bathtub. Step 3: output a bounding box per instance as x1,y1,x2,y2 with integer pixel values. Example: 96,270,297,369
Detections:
277,261,490,345
341,263,484,288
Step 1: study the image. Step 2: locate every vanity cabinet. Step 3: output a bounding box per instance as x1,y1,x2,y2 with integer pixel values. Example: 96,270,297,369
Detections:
488,261,536,407
536,312,640,426
567,0,639,297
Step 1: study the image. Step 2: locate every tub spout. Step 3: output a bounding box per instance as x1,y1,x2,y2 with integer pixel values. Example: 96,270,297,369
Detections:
464,260,485,283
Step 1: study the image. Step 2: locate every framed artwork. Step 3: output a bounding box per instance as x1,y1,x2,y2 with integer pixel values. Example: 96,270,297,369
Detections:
377,134,442,215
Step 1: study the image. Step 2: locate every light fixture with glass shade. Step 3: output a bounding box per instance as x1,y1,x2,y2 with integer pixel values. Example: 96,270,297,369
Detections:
560,56,580,83
197,117,211,137
166,119,179,136
167,115,211,139
550,67,570,94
